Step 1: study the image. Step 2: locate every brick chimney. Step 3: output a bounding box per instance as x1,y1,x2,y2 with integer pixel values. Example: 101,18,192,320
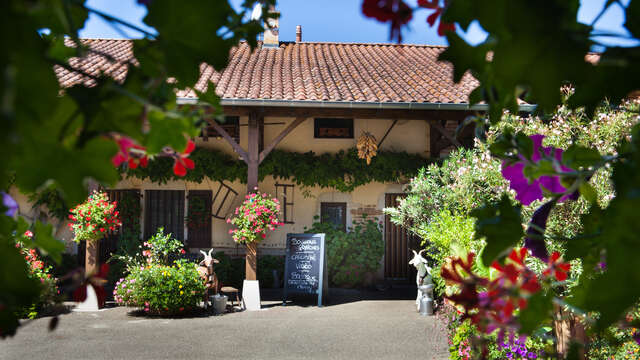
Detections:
296,25,302,42
263,6,279,47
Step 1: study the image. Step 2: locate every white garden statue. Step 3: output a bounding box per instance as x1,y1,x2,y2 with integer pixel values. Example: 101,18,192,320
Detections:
409,249,432,311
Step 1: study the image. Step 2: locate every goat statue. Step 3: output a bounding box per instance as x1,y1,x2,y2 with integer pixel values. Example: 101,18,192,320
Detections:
409,249,432,311
197,249,220,308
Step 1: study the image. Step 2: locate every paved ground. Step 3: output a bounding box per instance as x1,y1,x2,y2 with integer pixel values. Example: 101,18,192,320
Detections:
0,287,449,360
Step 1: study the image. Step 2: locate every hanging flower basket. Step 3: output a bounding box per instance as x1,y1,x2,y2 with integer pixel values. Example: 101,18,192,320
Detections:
227,192,284,245
68,191,121,243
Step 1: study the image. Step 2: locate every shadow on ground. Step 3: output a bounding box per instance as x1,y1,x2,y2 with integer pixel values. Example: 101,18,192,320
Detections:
260,283,418,308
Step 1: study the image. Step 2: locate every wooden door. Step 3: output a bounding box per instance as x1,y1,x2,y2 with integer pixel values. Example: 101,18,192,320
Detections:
187,190,212,249
384,193,419,280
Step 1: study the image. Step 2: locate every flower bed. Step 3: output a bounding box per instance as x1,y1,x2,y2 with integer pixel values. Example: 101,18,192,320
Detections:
114,260,205,315
444,304,552,360
112,228,204,315
15,230,59,319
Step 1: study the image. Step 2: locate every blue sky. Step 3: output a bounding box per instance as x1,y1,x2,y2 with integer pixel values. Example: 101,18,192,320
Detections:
80,0,637,47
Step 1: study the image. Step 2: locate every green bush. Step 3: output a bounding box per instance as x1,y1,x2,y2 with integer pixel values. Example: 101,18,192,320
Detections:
305,215,384,287
114,260,205,315
416,210,478,296
112,228,202,315
210,251,244,289
258,255,284,288
586,305,640,360
213,252,283,289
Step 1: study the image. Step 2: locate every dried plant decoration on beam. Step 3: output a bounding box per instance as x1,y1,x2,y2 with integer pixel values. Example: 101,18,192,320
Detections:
357,132,378,165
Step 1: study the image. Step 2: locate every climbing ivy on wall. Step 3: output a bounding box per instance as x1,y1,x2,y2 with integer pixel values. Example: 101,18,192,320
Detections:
123,147,430,193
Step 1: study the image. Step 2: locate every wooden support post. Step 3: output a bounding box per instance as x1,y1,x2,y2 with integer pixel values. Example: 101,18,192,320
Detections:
85,239,99,277
246,112,260,281
85,180,100,278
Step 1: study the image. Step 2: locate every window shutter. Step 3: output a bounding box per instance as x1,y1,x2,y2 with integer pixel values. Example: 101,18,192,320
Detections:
144,190,185,241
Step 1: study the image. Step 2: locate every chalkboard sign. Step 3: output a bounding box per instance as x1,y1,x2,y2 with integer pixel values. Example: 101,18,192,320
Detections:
283,233,327,307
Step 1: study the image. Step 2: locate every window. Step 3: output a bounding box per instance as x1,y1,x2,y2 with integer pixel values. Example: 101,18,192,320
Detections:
320,202,347,231
314,118,354,138
144,190,185,241
275,183,294,224
201,116,240,143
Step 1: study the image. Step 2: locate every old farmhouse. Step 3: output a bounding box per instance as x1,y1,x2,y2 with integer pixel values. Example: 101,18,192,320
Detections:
28,23,534,283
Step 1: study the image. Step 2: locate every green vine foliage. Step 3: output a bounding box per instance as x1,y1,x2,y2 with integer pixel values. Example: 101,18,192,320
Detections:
124,147,429,192
28,186,69,222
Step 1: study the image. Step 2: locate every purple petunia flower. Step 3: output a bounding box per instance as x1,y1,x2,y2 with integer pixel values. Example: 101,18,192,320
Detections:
2,192,18,217
502,134,576,206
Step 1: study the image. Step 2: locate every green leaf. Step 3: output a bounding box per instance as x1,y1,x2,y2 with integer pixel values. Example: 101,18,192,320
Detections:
438,33,488,83
568,125,640,331
578,182,597,204
11,135,119,205
515,132,533,160
32,221,65,263
523,159,555,180
518,291,553,335
625,0,640,39
145,111,197,154
565,341,585,360
563,145,602,169
471,194,523,265
143,1,238,85
0,218,40,338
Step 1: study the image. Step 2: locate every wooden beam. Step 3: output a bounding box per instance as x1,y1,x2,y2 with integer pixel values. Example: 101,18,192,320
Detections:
425,119,462,147
206,118,249,164
259,116,306,164
377,119,398,148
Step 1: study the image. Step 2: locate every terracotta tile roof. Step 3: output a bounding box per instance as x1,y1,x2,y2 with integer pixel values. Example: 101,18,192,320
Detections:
56,38,480,104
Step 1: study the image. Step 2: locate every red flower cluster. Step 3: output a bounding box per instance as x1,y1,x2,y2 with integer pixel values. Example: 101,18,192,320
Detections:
362,0,413,42
418,0,455,36
227,192,283,244
442,248,570,340
172,139,195,177
15,231,55,283
68,191,122,242
111,134,197,177
112,135,148,169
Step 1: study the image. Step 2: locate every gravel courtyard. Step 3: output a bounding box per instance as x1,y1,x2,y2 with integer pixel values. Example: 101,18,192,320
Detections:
0,288,449,360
